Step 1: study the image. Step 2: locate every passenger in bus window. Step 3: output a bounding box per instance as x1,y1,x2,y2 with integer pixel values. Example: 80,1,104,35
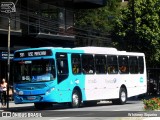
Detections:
108,66,116,74
73,64,79,74
111,66,116,73
107,66,111,74
89,69,93,73
88,64,94,74
119,66,127,73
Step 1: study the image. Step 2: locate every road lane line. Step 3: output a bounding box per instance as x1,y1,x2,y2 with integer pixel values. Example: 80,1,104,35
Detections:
113,109,130,111
49,117,71,120
72,113,94,117
49,113,94,119
112,105,143,111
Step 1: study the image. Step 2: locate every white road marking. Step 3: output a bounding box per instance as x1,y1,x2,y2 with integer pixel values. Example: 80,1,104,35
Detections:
49,117,71,120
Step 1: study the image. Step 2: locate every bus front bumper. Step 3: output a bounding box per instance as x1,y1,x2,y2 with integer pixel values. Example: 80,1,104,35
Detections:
14,94,57,104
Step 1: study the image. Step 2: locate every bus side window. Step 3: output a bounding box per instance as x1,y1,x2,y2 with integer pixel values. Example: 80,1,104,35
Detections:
129,56,138,74
95,55,107,74
82,54,95,74
57,60,68,74
118,56,129,74
107,55,118,74
56,53,69,83
138,56,144,74
51,60,56,79
71,54,81,74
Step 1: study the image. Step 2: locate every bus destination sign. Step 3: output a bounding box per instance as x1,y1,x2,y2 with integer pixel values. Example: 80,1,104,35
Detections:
15,50,52,58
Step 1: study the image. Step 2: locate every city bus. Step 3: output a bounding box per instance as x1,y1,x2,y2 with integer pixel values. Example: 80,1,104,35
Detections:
13,47,147,109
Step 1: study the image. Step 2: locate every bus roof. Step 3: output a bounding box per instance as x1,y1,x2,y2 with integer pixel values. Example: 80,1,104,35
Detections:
73,46,144,56
15,46,145,56
74,46,117,53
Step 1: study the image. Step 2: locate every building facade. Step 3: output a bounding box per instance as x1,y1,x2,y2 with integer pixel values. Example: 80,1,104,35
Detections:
0,0,107,83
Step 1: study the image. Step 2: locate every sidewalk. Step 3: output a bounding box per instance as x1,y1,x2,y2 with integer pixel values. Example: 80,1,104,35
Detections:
0,101,34,111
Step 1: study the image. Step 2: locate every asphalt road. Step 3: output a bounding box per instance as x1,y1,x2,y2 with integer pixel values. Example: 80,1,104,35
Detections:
0,100,159,120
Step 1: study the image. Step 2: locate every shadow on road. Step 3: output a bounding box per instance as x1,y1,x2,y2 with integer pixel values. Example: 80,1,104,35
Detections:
3,100,142,112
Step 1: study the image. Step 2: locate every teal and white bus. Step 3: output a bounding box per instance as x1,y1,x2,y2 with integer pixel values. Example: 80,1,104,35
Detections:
13,47,147,109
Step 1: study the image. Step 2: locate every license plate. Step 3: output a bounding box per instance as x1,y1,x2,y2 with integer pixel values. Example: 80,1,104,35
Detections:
27,96,36,100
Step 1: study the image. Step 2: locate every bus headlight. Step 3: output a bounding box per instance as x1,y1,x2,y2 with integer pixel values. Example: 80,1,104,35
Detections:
46,87,55,95
19,91,24,95
14,90,24,95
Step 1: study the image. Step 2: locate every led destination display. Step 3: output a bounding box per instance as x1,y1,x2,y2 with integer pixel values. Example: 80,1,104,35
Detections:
14,50,52,58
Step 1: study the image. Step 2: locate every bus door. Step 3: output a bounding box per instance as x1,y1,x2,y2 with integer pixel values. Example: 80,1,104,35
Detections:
56,52,70,102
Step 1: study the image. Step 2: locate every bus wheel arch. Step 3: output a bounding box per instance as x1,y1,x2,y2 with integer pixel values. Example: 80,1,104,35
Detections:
112,85,127,105
69,86,82,108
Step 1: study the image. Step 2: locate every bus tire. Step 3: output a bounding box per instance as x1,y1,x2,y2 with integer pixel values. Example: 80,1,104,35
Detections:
112,88,127,105
118,87,127,104
69,90,81,108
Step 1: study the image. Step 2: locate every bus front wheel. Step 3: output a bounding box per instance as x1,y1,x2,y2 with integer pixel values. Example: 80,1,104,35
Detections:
69,90,81,108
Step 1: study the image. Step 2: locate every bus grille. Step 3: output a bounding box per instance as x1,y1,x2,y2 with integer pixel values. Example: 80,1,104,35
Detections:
17,84,46,90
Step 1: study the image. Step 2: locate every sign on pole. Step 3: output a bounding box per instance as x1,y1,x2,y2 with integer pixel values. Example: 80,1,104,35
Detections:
1,2,16,13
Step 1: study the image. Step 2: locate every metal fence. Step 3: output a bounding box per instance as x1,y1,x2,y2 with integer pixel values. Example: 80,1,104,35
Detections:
147,68,160,96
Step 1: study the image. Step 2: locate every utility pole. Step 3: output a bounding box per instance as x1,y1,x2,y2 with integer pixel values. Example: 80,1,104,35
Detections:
1,1,16,109
7,14,11,109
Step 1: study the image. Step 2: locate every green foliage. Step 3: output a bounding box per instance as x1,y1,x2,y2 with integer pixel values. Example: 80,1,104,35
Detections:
113,0,160,67
75,5,118,32
143,97,160,111
75,0,121,46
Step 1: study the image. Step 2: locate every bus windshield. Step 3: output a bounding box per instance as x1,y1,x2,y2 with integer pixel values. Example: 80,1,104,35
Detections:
14,59,56,83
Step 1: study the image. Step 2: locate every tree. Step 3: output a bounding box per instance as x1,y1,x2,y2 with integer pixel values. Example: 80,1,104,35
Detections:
113,0,160,67
74,0,121,46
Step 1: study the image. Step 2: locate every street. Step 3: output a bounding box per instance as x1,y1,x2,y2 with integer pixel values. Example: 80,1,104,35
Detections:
1,100,159,120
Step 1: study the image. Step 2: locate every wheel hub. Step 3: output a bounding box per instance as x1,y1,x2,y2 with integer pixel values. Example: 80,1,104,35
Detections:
73,93,79,105
121,91,126,102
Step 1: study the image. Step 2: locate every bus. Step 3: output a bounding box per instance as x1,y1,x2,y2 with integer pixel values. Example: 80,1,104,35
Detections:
13,47,147,109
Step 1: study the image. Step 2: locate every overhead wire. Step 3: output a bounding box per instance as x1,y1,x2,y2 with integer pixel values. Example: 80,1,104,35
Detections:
0,2,111,44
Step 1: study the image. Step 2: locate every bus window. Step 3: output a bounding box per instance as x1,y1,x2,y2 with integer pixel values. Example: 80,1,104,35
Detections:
129,56,138,74
50,60,56,79
118,56,129,74
56,53,69,83
14,59,55,83
138,56,144,74
107,55,118,74
95,55,107,74
71,54,81,74
82,54,95,74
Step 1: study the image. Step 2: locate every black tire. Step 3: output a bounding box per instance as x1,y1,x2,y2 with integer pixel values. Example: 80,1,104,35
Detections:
112,88,127,105
69,90,81,108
